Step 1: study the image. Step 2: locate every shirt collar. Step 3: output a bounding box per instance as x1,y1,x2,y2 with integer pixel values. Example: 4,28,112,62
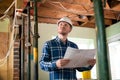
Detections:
55,36,68,44
55,36,68,41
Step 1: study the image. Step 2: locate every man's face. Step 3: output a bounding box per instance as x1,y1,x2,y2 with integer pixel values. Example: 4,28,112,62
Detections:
57,21,72,35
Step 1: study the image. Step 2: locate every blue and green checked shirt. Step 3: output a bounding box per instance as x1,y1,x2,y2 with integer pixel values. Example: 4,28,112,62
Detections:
40,36,93,80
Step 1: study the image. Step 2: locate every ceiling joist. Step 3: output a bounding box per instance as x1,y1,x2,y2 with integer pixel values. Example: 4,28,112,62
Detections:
0,0,120,28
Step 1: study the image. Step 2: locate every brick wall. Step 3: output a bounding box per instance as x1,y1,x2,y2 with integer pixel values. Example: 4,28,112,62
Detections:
13,40,20,80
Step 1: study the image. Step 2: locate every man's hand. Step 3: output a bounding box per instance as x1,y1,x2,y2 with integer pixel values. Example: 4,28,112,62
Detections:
87,59,96,66
56,59,70,68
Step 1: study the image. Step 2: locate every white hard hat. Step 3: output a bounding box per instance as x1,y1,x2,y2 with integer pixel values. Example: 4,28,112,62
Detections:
57,17,72,28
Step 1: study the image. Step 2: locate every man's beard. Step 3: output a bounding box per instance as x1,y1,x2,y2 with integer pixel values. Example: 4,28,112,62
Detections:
60,32,67,36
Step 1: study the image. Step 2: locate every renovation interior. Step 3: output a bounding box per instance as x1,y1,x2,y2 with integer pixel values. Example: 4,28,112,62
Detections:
0,0,120,80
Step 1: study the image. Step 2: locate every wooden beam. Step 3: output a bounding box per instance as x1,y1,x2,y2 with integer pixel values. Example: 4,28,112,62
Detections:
90,18,112,25
38,17,79,26
104,19,112,25
37,7,89,22
40,1,120,20
35,0,120,28
41,1,94,15
49,0,92,5
38,17,57,24
104,9,120,20
16,0,24,9
112,4,120,11
81,22,95,28
0,0,14,16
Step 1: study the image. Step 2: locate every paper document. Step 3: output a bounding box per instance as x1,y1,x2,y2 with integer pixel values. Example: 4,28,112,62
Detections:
63,47,96,68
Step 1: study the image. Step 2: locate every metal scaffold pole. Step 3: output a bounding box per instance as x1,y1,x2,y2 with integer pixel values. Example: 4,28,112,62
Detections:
33,0,39,80
21,16,25,80
93,0,111,80
27,2,31,80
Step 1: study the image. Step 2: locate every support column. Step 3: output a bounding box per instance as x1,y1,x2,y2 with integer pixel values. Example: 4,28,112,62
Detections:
20,16,25,80
27,2,31,80
93,0,111,80
33,0,40,80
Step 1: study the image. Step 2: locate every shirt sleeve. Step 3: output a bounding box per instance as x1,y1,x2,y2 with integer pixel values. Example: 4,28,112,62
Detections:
39,42,58,72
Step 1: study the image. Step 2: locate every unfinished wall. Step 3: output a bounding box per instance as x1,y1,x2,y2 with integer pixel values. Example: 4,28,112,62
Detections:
0,32,9,80
106,22,120,43
106,22,120,38
0,32,8,62
0,18,13,80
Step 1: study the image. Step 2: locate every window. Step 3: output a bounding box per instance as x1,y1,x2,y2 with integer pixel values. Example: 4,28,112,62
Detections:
108,41,120,80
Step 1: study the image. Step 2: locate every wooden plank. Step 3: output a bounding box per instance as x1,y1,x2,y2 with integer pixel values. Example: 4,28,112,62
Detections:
0,32,8,59
104,19,112,25
38,17,79,26
40,1,94,15
37,7,89,22
37,17,95,28
17,0,24,9
38,17,58,24
112,4,120,11
89,18,112,25
40,1,120,19
81,22,95,28
49,0,92,6
104,9,120,20
0,0,14,16
0,32,9,80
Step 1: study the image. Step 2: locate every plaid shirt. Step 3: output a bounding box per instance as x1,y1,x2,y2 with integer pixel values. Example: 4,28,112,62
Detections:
40,36,93,80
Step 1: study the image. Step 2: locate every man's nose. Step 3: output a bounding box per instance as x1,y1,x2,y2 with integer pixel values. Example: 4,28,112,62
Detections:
61,24,66,27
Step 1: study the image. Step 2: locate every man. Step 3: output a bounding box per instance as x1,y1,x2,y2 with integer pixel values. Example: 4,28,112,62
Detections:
40,17,96,80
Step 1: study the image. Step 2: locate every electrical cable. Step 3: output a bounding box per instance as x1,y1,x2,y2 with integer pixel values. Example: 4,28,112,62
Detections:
0,0,18,67
0,27,17,67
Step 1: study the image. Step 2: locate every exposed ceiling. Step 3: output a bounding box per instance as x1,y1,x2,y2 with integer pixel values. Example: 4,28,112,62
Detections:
0,0,14,19
0,0,120,28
